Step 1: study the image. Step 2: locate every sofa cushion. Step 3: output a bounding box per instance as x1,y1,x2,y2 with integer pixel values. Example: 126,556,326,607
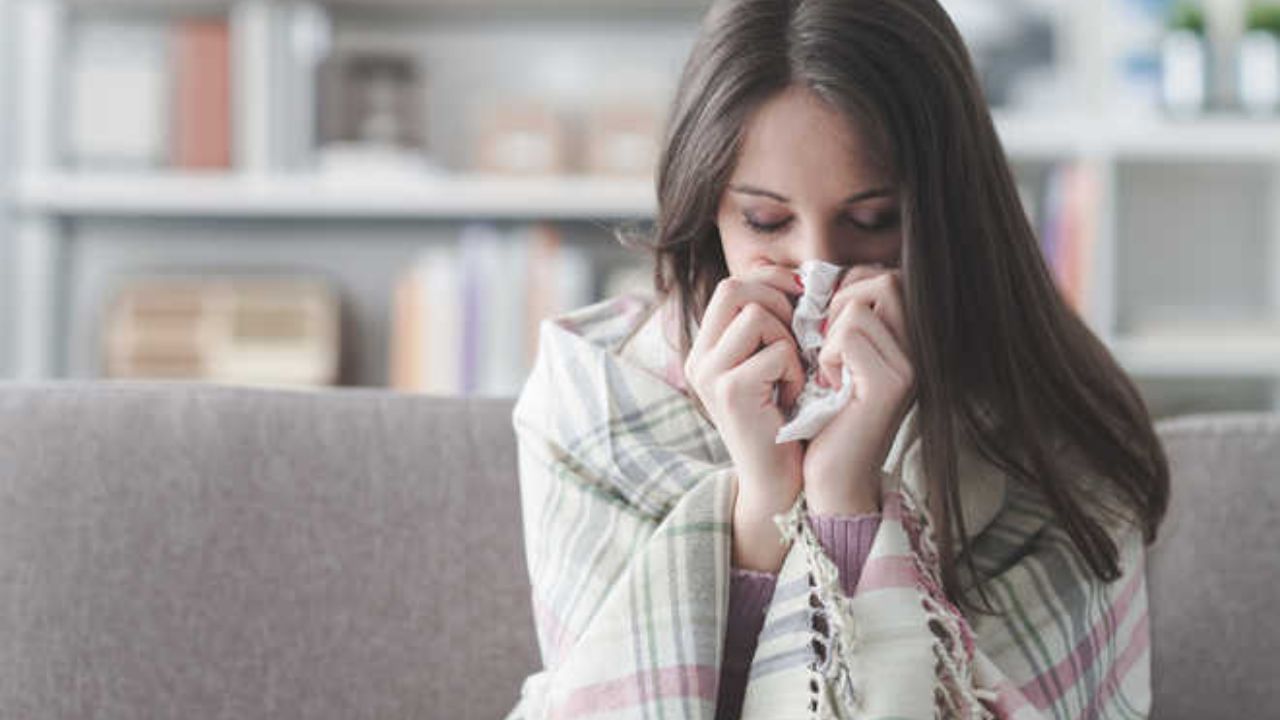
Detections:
0,380,536,720
1149,411,1280,719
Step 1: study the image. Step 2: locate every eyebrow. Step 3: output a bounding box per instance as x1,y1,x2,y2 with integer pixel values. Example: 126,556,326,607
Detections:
728,183,893,204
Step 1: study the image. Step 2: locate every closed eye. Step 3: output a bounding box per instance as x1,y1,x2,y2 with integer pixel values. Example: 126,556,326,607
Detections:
847,209,900,232
744,212,899,235
744,215,791,234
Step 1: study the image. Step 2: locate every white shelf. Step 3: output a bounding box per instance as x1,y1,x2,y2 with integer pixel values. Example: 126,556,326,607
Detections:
62,0,707,10
993,112,1091,160
994,111,1280,161
1111,333,1280,377
13,114,1280,222
14,171,657,219
1105,115,1280,161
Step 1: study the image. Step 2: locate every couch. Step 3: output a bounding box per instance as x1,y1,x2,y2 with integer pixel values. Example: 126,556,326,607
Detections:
0,381,1274,718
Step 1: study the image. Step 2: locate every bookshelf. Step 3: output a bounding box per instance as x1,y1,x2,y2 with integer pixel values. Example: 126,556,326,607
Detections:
3,0,1280,416
2,0,694,390
15,172,657,218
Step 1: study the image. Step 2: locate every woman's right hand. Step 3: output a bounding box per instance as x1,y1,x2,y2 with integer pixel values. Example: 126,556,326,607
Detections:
682,265,807,571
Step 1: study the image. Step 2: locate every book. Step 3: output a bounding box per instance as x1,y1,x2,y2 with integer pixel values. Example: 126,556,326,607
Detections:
464,223,529,397
66,20,169,168
1040,163,1097,318
390,265,426,391
520,222,594,375
458,228,485,395
418,243,462,395
172,17,233,169
388,222,598,396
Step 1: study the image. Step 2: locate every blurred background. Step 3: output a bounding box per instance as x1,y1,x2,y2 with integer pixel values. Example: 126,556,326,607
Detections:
1,0,1278,418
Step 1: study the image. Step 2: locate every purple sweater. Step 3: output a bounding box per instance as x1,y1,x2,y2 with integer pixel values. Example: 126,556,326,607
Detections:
716,512,881,720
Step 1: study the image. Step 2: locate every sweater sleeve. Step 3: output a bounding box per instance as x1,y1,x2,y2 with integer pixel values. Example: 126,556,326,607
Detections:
715,511,882,720
807,511,883,596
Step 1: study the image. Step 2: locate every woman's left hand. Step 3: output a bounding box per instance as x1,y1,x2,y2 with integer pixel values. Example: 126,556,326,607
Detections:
801,264,916,515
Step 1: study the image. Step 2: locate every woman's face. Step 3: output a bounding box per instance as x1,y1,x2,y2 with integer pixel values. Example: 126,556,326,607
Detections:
715,84,903,277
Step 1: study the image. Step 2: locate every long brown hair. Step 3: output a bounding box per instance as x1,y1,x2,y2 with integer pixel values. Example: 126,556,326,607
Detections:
618,0,1169,615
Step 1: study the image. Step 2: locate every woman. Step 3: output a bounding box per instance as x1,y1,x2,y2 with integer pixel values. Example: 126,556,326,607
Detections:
508,0,1169,718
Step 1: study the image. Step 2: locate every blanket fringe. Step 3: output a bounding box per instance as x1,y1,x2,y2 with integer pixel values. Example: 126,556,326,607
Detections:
774,493,863,719
773,483,998,720
896,480,997,720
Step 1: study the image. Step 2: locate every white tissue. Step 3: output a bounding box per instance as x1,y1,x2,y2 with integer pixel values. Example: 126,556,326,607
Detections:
775,259,855,443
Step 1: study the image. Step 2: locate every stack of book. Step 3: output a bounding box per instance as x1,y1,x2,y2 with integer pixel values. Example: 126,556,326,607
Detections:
389,223,650,397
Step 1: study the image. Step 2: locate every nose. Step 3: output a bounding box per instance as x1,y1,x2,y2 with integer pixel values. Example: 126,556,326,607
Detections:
786,222,845,269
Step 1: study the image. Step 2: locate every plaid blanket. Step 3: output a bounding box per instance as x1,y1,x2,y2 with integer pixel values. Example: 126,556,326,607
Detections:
506,293,1151,720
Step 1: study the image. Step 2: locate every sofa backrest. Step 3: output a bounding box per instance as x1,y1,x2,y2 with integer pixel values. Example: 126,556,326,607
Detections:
1148,411,1280,719
0,381,539,720
0,381,1275,718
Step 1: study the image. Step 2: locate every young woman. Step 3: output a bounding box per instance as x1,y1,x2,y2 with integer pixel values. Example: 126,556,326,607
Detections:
508,1,1169,718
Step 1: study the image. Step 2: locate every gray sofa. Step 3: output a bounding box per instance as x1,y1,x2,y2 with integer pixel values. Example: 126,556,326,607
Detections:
0,381,1275,719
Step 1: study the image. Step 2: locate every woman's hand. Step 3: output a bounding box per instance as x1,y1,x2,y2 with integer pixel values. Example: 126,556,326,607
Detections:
683,265,807,571
802,264,916,516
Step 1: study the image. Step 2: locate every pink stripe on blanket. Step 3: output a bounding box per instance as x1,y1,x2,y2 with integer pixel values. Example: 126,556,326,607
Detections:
1081,609,1150,719
852,554,919,593
879,489,906,521
1016,559,1146,710
619,292,644,314
844,490,920,593
986,675,1037,719
551,665,718,719
664,355,689,392
532,592,575,664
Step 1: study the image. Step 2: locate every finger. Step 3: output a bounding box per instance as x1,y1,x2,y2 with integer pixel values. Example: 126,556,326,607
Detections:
816,320,848,391
828,269,909,355
841,302,911,381
838,332,893,396
832,261,893,297
829,264,891,318
818,325,891,395
831,261,896,298
836,262,890,288
752,263,807,300
732,335,806,411
703,302,797,378
817,303,893,391
692,272,797,358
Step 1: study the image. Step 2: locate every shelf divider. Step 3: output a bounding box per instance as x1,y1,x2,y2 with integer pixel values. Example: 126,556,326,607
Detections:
14,171,659,219
14,0,65,380
231,0,274,175
14,216,61,380
16,0,62,175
